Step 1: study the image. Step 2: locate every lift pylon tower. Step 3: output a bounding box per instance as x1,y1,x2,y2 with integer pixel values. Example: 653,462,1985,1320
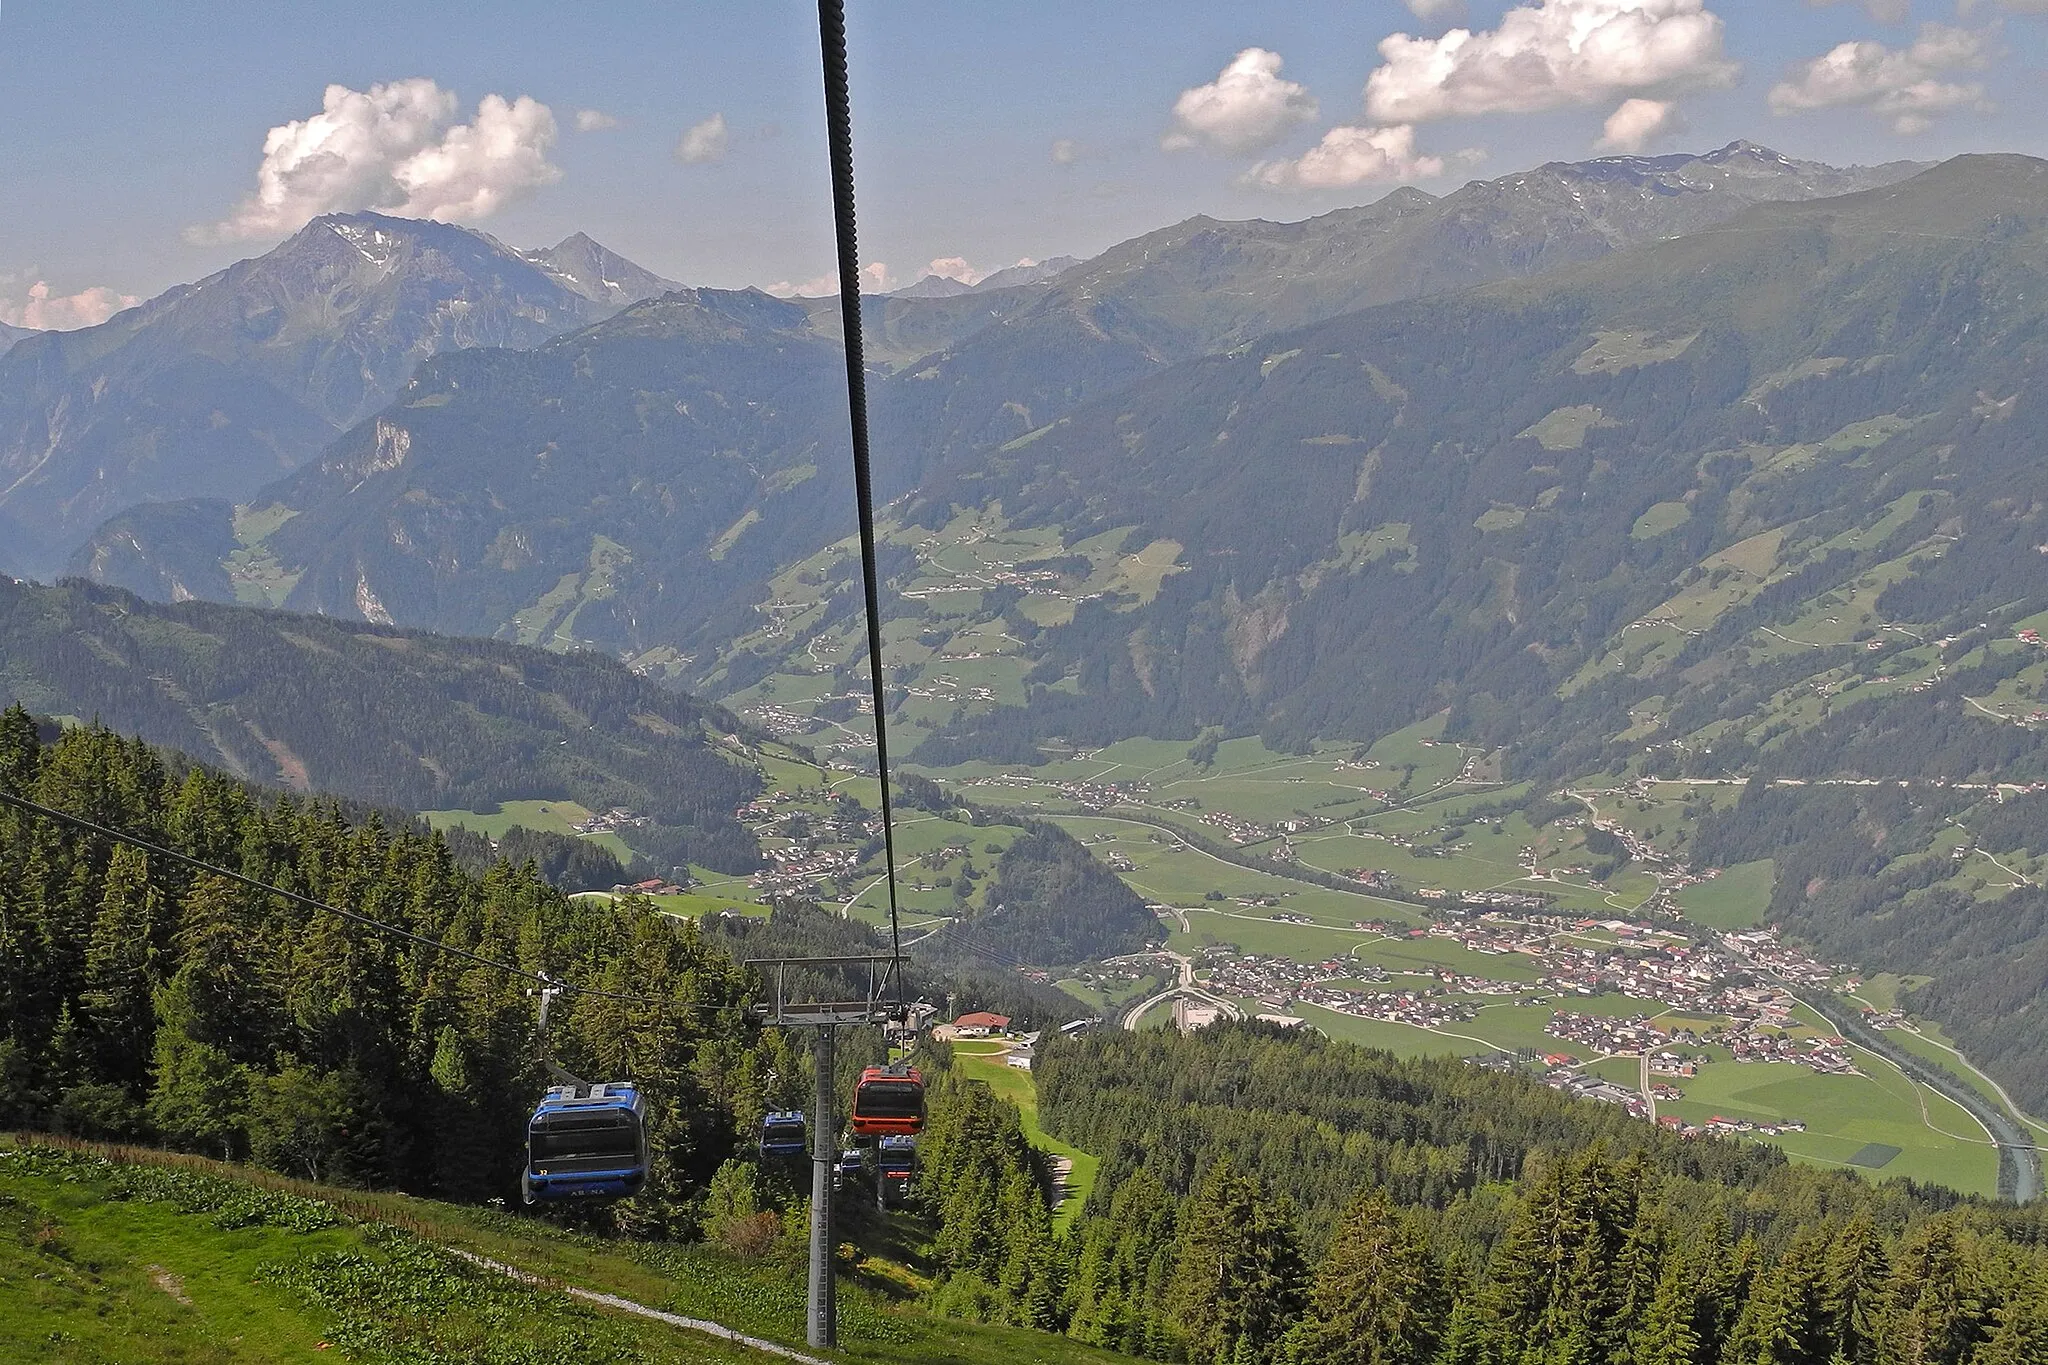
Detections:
747,954,909,1350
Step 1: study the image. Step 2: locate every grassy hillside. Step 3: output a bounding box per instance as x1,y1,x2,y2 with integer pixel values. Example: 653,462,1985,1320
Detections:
0,1138,1137,1365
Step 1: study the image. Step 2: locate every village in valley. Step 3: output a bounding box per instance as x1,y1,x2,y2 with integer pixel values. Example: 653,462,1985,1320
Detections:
478,684,2033,1199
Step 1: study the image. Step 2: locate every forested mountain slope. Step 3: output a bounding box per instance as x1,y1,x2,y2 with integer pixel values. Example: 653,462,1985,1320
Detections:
886,142,1922,463
902,153,2048,764
69,145,1923,662
1697,783,2048,1113
76,287,866,652
0,213,681,578
0,576,763,869
0,711,759,1221
17,713,2048,1365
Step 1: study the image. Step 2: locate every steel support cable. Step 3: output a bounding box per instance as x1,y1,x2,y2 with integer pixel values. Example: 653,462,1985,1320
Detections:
0,786,717,1013
816,0,905,1008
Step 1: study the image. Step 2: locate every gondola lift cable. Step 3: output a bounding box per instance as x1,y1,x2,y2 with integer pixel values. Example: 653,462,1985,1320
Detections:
817,0,908,1024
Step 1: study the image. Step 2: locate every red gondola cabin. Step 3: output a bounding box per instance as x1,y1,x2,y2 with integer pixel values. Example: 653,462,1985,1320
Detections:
850,1065,926,1137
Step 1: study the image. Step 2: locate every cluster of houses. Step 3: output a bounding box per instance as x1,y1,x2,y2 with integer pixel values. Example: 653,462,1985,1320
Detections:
573,806,650,836
1409,888,1555,911
1719,1029,1859,1074
1545,1010,1671,1057
611,876,689,897
750,844,860,898
1692,1115,1807,1137
743,702,817,739
905,675,999,706
899,561,1080,605
962,775,1153,813
1067,955,1176,999
1205,952,1378,1000
1307,987,1478,1031
1717,928,1848,989
1541,1070,1649,1119
1198,810,1279,844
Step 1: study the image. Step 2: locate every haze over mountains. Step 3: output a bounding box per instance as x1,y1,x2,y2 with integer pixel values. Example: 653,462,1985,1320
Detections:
53,141,1939,676
0,213,681,576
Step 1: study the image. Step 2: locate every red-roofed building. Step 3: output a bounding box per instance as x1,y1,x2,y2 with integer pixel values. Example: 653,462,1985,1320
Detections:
954,1012,1012,1037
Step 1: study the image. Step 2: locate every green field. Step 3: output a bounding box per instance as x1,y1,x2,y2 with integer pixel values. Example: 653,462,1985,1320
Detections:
1658,1048,1998,1195
953,1054,1100,1231
573,890,771,919
423,799,637,863
1846,972,1927,1013
1257,1001,1492,1059
1676,859,1775,930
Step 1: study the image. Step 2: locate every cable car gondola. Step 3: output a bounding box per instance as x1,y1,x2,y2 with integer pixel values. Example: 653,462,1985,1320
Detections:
876,1135,917,1208
760,1110,809,1159
850,1064,926,1137
523,1082,649,1203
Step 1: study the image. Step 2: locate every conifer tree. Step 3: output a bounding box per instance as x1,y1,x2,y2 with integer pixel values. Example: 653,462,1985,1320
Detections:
1973,1273,2048,1365
1280,1188,1446,1365
1723,1227,1830,1365
1630,1254,1705,1365
1821,1211,1889,1364
1069,1168,1179,1354
79,844,160,1089
1874,1218,1987,1365
1168,1158,1307,1365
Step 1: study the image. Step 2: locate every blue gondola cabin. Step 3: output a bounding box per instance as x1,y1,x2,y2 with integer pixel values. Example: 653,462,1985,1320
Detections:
876,1135,917,1207
524,1082,649,1203
760,1110,809,1158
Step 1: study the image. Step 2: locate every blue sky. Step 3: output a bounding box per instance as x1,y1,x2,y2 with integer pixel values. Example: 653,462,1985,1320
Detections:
2,0,2045,325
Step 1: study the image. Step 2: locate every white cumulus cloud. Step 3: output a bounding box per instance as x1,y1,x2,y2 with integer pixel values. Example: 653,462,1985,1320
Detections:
675,113,729,165
1365,0,1738,125
1597,96,1686,150
1163,48,1320,155
1051,138,1080,165
1248,123,1447,189
923,257,986,285
763,261,894,298
189,79,562,243
0,281,140,331
574,108,620,132
1769,23,1995,133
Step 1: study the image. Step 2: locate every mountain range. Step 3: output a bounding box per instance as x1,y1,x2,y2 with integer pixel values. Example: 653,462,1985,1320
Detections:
889,256,1082,298
0,213,684,577
899,153,2048,767
0,321,36,357
884,141,1925,465
62,142,1935,680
